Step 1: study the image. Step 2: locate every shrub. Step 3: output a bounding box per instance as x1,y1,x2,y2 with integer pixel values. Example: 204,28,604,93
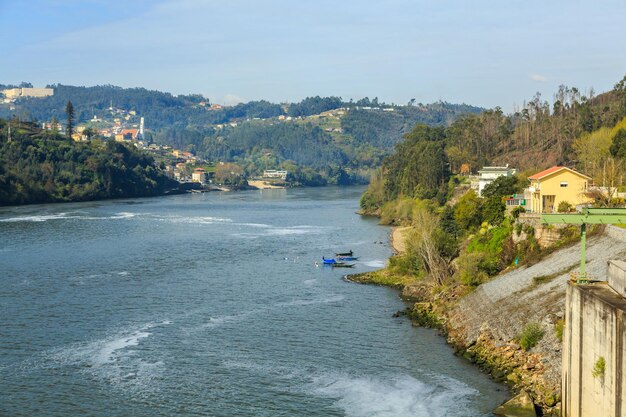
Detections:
512,206,526,219
388,253,421,276
592,356,606,379
456,251,489,286
558,200,573,213
519,322,544,351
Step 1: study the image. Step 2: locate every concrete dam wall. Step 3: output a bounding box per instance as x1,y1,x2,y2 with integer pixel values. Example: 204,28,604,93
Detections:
562,260,626,417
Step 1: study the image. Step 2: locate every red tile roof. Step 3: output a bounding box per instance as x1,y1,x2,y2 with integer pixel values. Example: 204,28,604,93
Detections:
528,166,564,180
528,166,591,180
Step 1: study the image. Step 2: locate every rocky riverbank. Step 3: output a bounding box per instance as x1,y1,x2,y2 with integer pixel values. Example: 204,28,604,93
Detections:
348,225,626,416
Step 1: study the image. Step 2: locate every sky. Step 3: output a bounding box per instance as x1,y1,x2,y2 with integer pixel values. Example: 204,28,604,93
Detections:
0,0,625,110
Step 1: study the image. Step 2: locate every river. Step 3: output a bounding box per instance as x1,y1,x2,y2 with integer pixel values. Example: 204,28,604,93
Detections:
0,186,507,416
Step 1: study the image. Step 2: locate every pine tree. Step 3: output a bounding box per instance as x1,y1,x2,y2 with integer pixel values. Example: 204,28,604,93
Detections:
65,101,74,139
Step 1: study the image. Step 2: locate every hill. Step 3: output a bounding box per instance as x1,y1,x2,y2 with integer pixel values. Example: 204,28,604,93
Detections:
0,84,483,185
0,119,179,206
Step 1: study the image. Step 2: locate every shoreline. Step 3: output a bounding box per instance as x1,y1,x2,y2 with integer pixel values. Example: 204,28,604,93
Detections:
348,224,564,416
346,225,531,415
390,226,410,255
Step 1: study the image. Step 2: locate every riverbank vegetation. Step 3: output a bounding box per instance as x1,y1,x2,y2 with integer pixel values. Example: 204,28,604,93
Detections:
356,74,626,416
361,74,626,286
0,118,178,206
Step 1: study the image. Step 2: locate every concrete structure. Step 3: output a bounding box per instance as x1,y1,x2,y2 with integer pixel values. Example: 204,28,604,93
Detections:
3,87,53,99
263,170,288,180
528,166,592,213
477,166,516,196
562,260,626,417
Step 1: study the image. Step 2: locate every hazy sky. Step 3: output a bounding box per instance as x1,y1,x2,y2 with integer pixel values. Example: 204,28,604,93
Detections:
1,0,624,110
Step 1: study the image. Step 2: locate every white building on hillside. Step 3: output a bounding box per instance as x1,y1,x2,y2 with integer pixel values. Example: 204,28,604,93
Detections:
263,170,288,180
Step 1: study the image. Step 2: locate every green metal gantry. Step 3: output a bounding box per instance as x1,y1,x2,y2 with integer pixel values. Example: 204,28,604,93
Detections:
541,208,626,284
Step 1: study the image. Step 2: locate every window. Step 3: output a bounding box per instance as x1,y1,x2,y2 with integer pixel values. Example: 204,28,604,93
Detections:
560,182,568,187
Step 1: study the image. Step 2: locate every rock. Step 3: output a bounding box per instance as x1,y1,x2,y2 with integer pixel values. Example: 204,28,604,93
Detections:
494,391,537,417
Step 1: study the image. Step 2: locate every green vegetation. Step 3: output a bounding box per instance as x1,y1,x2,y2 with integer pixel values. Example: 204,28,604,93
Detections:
555,319,565,343
0,119,178,206
519,322,545,351
357,73,626,295
592,356,606,379
557,200,573,213
1,84,482,187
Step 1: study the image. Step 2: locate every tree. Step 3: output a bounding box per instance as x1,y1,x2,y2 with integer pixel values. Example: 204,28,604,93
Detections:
50,116,59,133
83,127,96,140
454,190,482,231
482,175,524,199
609,128,626,159
65,101,75,139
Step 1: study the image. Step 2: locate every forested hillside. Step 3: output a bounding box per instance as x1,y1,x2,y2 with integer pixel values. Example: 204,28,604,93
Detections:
0,119,178,206
0,84,482,183
358,73,626,309
362,75,626,211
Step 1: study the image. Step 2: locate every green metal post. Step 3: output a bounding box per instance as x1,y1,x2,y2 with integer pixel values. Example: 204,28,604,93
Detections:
580,223,586,283
540,208,626,284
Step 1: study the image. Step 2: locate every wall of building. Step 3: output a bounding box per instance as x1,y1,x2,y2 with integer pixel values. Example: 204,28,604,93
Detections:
562,263,626,417
2,88,53,98
530,171,590,213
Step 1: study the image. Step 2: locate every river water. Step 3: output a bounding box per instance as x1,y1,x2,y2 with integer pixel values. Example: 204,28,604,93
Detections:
0,187,507,416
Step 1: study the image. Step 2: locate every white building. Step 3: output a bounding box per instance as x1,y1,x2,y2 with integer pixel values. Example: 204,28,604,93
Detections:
3,87,53,99
477,166,516,196
263,170,288,180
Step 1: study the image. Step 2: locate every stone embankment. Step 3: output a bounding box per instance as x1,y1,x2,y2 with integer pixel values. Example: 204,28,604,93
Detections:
367,225,626,416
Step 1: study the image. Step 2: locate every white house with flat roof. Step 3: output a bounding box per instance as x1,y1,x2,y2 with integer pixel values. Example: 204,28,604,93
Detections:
477,166,516,196
263,170,288,180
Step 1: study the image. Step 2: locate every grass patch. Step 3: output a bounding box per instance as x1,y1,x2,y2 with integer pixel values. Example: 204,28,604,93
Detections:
555,319,565,342
519,322,544,351
347,268,419,288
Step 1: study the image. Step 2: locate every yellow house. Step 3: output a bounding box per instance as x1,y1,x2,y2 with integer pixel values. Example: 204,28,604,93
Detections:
528,166,592,213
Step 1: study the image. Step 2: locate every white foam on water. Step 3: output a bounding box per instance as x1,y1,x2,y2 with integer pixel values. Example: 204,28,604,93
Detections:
0,211,140,223
45,321,171,394
200,310,258,329
0,213,70,222
234,222,272,228
266,225,322,236
309,372,479,417
362,260,386,268
94,329,151,365
277,294,345,307
117,271,130,276
151,214,232,225
303,279,318,286
105,212,136,220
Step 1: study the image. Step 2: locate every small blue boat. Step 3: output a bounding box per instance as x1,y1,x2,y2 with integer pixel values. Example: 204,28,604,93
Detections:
322,257,337,264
